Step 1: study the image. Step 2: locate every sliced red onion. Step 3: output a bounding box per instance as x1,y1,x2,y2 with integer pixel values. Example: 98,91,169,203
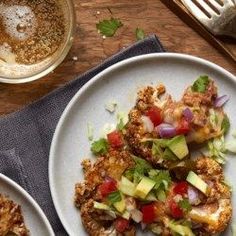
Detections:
188,186,200,205
214,95,229,108
130,209,143,223
141,115,154,133
156,123,176,138
183,107,193,122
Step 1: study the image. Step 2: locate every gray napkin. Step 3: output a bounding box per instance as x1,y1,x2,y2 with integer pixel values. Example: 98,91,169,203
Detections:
0,35,165,235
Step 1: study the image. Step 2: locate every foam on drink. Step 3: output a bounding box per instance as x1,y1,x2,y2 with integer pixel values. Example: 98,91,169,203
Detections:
0,0,68,79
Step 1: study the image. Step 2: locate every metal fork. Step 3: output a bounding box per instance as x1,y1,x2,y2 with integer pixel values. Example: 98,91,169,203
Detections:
181,0,236,39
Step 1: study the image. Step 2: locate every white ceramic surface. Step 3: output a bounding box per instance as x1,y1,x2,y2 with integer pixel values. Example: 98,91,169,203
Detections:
49,53,236,235
0,173,54,235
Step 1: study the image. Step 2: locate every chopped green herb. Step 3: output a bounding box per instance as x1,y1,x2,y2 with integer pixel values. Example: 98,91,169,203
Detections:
149,170,172,191
133,155,152,170
91,138,108,155
96,18,123,37
124,168,135,181
135,28,145,40
179,199,192,212
221,115,230,134
191,75,209,93
107,190,122,204
124,156,152,183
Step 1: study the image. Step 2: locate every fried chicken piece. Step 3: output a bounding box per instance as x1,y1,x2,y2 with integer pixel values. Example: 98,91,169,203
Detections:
189,157,232,235
75,149,135,208
0,194,29,236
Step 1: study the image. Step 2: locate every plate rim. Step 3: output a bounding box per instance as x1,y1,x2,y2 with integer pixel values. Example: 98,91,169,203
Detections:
49,52,236,235
0,173,55,235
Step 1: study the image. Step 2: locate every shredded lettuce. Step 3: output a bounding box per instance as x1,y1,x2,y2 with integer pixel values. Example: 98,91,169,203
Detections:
221,115,230,134
232,223,236,236
225,139,236,153
87,122,94,141
116,111,128,131
101,123,116,138
209,109,218,130
208,136,227,164
105,100,117,113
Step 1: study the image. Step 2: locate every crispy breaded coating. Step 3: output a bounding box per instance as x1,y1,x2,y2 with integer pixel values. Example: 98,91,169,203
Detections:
75,149,135,208
0,194,29,236
189,157,232,235
75,149,136,235
182,80,217,107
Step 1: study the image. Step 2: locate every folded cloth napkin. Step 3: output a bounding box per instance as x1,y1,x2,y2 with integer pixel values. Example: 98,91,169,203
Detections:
0,35,165,235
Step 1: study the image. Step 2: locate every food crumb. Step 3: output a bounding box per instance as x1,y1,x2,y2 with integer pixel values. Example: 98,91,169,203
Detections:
102,35,106,39
96,11,100,15
73,56,78,61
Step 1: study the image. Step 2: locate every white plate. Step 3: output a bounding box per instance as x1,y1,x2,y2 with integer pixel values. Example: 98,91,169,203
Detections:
0,173,54,235
49,53,236,235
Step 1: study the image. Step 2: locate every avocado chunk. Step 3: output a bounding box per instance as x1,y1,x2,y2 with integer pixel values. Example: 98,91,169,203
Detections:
168,221,195,236
94,201,110,210
135,176,156,199
167,135,189,159
113,194,126,213
119,176,136,197
186,171,209,195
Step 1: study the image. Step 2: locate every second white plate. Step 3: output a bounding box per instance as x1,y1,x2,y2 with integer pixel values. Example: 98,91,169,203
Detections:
0,174,54,235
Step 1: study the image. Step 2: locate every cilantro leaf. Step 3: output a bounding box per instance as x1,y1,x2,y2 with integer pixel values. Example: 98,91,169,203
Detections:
135,28,145,40
178,198,192,212
91,138,108,155
96,18,123,37
192,75,210,93
149,170,172,191
107,190,122,204
133,155,152,170
221,115,230,134
124,156,152,183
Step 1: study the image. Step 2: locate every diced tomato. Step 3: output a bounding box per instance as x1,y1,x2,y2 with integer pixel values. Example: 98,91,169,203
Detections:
169,200,183,219
141,203,155,224
98,178,117,198
145,106,163,127
173,181,188,195
176,119,190,135
114,218,129,233
107,130,124,148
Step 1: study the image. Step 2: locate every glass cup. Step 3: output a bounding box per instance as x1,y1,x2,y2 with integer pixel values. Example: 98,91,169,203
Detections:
0,0,75,83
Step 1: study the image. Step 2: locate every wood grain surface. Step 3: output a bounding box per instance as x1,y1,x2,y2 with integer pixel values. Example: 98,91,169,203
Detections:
0,0,235,115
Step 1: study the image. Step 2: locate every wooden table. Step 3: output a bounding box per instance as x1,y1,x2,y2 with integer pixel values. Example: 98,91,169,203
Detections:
0,0,235,115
